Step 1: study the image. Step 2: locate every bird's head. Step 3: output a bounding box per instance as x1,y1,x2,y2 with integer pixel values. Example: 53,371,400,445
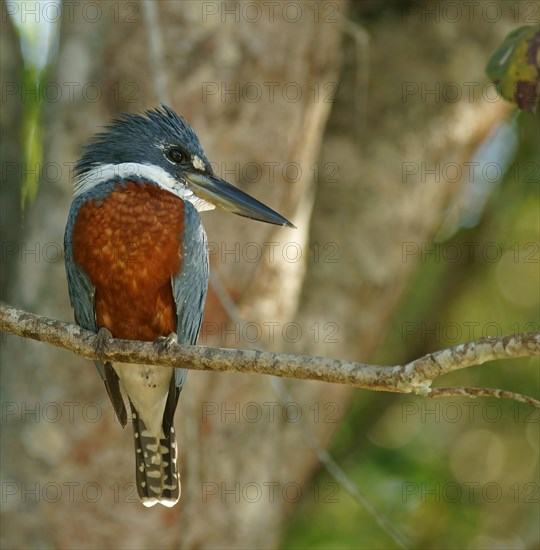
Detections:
74,105,293,227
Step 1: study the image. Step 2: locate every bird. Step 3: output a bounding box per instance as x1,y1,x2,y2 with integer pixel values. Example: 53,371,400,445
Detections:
64,105,293,507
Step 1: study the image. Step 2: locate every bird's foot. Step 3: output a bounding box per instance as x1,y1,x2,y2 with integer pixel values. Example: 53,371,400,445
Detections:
95,327,113,362
153,332,177,353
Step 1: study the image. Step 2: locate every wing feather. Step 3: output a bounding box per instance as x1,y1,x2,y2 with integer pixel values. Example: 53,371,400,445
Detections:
164,202,209,433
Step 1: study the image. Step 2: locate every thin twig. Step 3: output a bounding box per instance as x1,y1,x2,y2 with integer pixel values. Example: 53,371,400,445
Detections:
428,387,540,408
269,377,412,549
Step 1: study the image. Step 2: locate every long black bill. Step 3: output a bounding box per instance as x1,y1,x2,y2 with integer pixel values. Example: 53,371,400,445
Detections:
184,172,295,228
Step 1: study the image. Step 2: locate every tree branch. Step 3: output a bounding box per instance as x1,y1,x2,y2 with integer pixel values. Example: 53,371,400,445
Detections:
1,303,538,407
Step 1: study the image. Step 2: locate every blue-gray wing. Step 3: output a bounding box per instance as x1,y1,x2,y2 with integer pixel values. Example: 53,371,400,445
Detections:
171,202,209,392
64,197,102,375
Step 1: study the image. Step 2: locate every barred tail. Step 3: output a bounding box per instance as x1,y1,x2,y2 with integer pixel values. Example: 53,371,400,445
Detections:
130,402,180,507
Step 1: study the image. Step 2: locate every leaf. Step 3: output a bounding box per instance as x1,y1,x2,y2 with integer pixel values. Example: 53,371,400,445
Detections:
486,25,540,112
20,68,44,210
7,2,61,210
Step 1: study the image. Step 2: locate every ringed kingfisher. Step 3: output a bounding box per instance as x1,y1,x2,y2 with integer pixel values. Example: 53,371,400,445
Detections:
64,105,293,507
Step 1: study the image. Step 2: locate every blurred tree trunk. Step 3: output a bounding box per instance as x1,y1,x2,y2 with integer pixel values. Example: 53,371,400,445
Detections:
1,1,510,548
1,2,346,548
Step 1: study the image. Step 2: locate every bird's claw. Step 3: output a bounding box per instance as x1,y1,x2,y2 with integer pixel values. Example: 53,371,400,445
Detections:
153,332,177,353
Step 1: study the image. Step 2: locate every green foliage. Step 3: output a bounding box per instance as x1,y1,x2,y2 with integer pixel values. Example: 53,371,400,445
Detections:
486,25,540,112
20,67,44,209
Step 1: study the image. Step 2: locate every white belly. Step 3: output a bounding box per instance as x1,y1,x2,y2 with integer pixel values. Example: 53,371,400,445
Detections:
113,362,172,438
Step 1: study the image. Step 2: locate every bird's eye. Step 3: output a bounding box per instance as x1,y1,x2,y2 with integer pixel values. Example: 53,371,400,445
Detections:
167,148,184,163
